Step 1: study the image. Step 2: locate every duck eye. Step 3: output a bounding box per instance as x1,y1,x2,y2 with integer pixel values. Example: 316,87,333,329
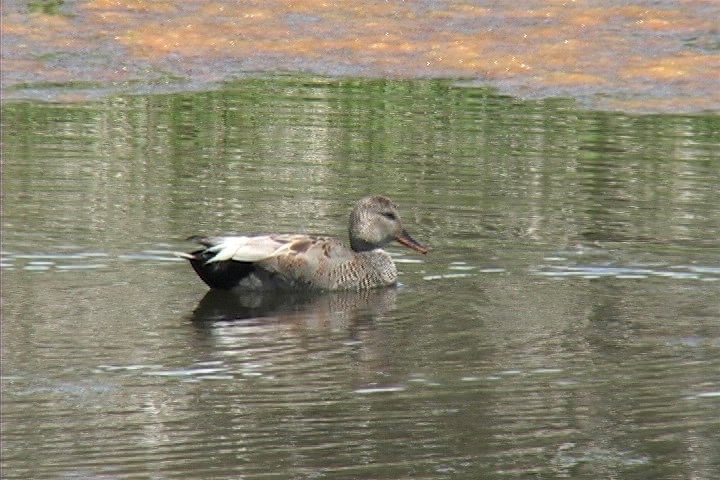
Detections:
382,212,397,221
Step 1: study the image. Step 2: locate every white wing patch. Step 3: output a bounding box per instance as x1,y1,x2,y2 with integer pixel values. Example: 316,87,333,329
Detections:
205,236,291,263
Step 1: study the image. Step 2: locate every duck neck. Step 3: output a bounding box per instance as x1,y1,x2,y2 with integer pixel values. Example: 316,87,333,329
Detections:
350,237,378,252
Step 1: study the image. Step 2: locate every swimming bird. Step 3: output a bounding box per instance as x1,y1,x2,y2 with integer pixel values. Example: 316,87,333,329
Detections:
175,195,429,291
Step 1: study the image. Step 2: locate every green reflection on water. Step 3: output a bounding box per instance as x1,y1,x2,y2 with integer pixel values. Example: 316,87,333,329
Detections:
2,76,718,252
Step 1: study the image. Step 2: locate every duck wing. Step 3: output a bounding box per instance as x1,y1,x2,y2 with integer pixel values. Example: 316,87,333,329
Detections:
177,234,356,290
184,234,354,262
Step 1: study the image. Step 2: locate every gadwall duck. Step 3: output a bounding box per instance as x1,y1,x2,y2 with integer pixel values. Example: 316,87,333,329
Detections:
175,195,428,291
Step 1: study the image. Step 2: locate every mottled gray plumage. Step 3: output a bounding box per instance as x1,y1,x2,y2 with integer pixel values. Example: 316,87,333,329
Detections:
175,195,428,291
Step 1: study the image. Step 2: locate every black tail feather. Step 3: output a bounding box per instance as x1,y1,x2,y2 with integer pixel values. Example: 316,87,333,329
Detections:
186,249,255,290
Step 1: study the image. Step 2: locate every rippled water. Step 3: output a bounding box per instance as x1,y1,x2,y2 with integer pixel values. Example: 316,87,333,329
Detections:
2,78,720,479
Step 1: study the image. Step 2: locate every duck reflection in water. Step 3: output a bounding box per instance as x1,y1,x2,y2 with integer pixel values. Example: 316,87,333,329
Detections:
188,287,403,393
190,287,398,325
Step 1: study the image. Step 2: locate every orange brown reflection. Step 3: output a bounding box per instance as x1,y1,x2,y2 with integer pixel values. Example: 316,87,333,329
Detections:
2,0,719,112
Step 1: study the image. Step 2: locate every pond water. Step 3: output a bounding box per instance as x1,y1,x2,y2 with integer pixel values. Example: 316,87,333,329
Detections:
2,77,720,479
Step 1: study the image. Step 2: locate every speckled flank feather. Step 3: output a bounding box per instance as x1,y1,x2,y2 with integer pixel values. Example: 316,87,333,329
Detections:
176,195,428,291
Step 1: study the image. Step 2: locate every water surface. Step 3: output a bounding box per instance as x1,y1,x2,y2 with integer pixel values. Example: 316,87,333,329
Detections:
3,0,719,112
2,78,720,479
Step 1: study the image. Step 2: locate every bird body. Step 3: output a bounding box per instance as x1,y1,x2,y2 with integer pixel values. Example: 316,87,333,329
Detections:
176,195,428,291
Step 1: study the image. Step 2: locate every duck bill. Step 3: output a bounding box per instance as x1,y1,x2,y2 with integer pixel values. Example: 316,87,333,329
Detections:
395,230,429,254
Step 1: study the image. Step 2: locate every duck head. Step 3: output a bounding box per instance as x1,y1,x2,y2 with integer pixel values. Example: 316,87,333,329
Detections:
349,195,429,254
